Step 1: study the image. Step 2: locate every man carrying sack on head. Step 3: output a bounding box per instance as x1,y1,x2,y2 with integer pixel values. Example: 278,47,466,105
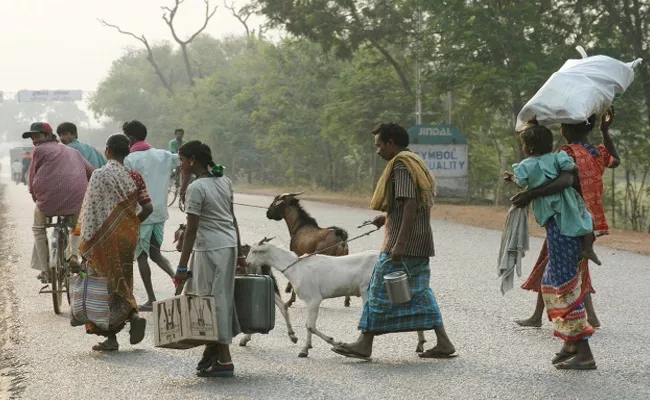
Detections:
331,122,457,361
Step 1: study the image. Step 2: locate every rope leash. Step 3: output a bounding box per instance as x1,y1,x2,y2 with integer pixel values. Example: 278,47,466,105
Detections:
140,202,268,252
280,225,381,272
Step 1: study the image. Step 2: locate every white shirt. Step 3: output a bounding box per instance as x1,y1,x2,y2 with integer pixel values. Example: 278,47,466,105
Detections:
125,148,179,225
185,176,238,251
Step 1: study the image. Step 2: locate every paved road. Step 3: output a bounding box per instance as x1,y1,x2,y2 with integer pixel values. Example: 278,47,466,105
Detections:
1,169,649,400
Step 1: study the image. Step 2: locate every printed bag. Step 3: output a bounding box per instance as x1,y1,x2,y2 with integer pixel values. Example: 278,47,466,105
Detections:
70,273,110,331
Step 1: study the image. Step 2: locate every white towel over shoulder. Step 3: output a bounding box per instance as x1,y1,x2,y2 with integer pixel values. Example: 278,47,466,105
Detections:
498,205,530,295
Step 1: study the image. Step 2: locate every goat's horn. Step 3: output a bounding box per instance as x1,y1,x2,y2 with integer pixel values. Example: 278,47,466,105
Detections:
288,191,305,197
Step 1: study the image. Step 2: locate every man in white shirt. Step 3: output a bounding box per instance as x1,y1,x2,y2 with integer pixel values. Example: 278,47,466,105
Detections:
123,120,179,311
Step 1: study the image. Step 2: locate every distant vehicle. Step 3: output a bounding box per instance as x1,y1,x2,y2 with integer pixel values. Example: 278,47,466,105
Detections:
10,146,34,185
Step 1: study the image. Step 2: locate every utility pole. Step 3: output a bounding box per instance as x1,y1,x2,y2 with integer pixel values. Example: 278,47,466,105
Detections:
446,91,452,124
415,7,423,125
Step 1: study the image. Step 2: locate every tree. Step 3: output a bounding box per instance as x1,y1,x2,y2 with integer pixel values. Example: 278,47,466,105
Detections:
254,0,420,99
162,0,218,86
99,20,175,95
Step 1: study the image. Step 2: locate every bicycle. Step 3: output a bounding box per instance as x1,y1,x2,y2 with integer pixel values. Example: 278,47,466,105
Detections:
167,167,182,208
38,216,79,315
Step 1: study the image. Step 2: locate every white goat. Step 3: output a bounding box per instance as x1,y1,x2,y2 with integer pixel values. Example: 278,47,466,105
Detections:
246,243,427,357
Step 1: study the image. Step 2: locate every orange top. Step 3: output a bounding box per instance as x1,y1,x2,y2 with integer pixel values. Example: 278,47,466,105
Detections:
559,143,618,236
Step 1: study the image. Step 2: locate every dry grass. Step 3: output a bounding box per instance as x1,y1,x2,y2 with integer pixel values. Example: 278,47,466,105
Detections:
234,184,650,256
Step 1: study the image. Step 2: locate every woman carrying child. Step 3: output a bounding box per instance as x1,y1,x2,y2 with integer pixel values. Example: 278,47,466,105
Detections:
513,108,619,331
505,120,600,370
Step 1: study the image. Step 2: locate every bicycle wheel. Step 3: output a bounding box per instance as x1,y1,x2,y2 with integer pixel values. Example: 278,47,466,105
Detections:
167,177,178,207
51,230,65,315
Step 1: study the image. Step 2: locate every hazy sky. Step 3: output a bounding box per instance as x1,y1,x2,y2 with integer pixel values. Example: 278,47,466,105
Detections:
0,0,263,93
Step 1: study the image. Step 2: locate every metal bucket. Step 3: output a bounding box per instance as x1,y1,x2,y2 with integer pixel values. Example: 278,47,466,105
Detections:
383,271,411,304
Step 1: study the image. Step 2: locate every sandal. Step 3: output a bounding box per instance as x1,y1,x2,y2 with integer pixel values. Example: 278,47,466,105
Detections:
92,340,119,352
197,361,234,377
554,357,597,370
37,271,50,284
197,345,219,371
138,303,153,312
552,351,577,365
418,348,459,359
129,315,147,345
330,344,371,361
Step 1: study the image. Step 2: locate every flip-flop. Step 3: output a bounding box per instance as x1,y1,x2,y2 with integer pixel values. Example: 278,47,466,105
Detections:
197,362,234,377
418,349,459,359
330,345,371,361
552,351,577,364
197,346,219,371
138,303,153,312
92,341,119,351
554,357,597,370
129,316,147,345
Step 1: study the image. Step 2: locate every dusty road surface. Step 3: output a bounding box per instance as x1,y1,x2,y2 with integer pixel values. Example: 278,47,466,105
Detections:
1,169,649,399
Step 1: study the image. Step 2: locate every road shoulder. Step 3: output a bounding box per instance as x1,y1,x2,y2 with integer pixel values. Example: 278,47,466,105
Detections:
0,184,25,399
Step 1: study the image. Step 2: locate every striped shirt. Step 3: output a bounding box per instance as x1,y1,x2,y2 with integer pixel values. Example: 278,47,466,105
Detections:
382,162,435,258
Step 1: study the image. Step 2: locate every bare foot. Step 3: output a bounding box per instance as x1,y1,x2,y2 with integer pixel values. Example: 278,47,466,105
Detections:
581,249,602,266
516,318,542,328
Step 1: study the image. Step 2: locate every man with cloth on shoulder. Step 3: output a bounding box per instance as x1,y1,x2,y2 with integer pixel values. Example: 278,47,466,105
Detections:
123,120,179,311
331,122,457,360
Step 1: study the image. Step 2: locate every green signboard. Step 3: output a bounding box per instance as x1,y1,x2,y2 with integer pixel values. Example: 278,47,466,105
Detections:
408,124,468,145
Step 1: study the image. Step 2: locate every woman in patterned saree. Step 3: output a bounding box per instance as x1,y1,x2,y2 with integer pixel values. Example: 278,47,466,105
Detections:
512,108,620,370
75,134,154,351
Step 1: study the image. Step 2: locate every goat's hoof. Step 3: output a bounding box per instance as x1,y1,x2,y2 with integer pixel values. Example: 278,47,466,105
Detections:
298,351,309,358
344,300,351,307
290,336,299,344
239,339,250,347
415,344,425,353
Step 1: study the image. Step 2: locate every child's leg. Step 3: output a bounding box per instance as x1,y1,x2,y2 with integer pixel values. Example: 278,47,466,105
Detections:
581,233,602,265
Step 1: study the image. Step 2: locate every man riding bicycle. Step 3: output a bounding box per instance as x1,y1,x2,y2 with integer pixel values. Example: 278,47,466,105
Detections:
24,122,94,282
169,128,185,154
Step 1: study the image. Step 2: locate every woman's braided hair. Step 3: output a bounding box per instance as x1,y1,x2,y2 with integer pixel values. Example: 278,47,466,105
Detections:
178,140,224,177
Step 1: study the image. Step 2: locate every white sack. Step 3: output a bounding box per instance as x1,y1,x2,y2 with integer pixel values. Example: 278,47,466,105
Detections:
516,48,642,131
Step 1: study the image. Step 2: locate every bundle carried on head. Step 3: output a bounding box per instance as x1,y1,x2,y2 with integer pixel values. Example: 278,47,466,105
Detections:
516,46,642,131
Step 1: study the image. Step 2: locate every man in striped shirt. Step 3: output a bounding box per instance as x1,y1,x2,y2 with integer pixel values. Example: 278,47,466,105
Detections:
332,122,456,360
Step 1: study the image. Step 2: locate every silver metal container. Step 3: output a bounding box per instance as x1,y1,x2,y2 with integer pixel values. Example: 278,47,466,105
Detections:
383,271,411,304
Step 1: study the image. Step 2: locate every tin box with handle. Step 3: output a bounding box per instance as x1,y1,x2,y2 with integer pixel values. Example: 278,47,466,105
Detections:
235,274,275,334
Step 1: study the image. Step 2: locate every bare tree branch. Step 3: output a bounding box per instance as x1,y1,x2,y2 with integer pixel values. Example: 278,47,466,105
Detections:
99,19,145,43
224,0,251,37
161,0,218,86
162,0,218,45
187,0,219,44
98,19,174,95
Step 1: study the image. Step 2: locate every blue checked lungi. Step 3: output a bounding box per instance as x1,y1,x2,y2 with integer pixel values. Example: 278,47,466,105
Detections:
135,222,165,257
358,252,443,334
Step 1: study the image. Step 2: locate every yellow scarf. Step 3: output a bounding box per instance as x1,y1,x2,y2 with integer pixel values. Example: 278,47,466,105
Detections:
370,151,436,212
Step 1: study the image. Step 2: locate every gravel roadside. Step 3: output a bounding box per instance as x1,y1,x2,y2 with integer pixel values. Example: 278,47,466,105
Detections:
0,183,25,399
